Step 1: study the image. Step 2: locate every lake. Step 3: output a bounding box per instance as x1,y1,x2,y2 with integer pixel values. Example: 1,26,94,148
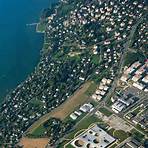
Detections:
0,0,57,101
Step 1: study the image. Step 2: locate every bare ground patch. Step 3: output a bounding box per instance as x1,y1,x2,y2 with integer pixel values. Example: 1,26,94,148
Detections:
104,114,133,132
19,137,49,148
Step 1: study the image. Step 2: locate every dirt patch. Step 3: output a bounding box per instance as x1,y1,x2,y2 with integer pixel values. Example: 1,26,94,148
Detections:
26,81,92,134
50,82,92,119
19,137,49,148
105,114,133,132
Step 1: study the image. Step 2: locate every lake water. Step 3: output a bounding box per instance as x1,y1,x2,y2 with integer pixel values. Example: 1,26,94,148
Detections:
0,0,57,101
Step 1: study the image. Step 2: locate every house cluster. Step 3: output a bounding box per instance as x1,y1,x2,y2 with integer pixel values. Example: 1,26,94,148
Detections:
111,93,138,114
125,100,148,131
92,78,112,101
46,0,147,60
70,103,94,120
120,60,148,92
132,111,148,130
0,53,96,145
132,15,147,53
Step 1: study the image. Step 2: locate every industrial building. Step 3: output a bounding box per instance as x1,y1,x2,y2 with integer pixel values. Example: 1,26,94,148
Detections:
111,94,137,113
71,124,115,148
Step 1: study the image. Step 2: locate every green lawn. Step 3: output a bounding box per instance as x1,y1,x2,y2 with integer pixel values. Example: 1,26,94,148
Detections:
66,144,75,148
106,98,113,107
92,54,101,65
124,51,145,66
57,140,69,148
99,107,113,117
31,124,46,137
113,130,129,142
36,23,46,33
109,143,117,148
66,115,102,139
85,82,97,96
108,128,115,136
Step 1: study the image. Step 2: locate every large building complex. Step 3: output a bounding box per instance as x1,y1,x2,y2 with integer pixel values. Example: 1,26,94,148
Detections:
71,125,115,148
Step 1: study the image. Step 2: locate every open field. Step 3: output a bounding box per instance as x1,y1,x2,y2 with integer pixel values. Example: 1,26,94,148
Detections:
66,115,102,139
19,137,49,148
26,81,93,135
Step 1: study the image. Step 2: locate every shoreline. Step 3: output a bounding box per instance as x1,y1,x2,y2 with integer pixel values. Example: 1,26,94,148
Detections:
36,23,45,33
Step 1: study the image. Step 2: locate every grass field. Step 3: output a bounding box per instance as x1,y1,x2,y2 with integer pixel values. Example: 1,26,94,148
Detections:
113,130,129,142
66,115,102,139
99,107,113,117
85,82,97,96
36,23,46,33
31,124,46,137
124,51,145,66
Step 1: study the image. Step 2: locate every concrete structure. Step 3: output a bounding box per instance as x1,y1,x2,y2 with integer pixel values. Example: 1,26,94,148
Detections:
120,75,128,82
80,103,93,113
96,95,103,101
71,125,115,148
74,111,82,116
132,75,141,82
133,82,144,90
100,90,106,96
120,60,148,91
126,141,139,148
142,75,148,83
112,101,126,113
111,93,136,113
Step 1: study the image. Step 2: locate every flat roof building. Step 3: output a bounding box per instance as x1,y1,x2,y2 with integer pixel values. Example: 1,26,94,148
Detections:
112,101,126,113
71,124,115,148
80,103,93,113
133,82,144,90
70,113,78,120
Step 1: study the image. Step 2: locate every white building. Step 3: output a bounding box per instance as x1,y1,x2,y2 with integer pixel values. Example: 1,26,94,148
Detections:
132,75,141,82
100,90,106,96
71,125,115,148
120,75,128,82
112,101,126,113
142,75,148,83
70,113,78,120
92,94,98,100
133,82,144,90
74,111,82,116
96,95,103,101
80,103,93,113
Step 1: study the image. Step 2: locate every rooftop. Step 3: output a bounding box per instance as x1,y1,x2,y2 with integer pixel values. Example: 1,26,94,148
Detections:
71,124,115,148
